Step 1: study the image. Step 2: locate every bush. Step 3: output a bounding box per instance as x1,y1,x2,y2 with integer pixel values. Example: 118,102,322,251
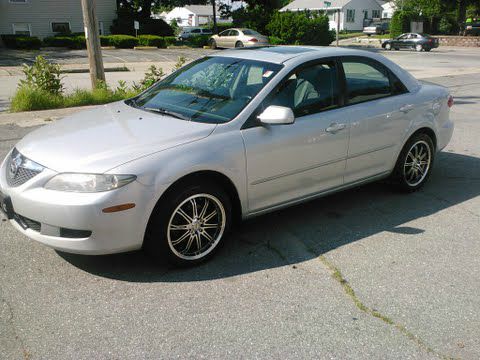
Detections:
111,10,173,36
185,35,210,48
163,36,177,46
19,55,63,95
99,35,112,47
438,16,455,34
137,35,166,48
390,11,411,38
266,10,334,46
43,35,86,49
268,36,285,45
1,35,42,49
232,5,273,34
106,35,139,48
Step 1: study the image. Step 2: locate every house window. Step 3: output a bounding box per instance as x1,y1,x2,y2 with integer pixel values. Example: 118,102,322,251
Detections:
372,10,381,18
9,0,28,3
346,9,355,23
324,1,331,7
52,22,70,33
383,12,389,18
12,23,31,35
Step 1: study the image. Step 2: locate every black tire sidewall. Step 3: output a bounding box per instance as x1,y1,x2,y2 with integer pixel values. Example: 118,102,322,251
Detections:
144,183,232,266
392,133,435,192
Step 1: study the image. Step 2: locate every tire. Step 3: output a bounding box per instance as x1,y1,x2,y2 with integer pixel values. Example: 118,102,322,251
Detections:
210,39,217,49
424,48,431,52
415,44,423,52
385,43,392,50
390,133,435,192
235,41,244,48
394,47,400,51
144,182,232,266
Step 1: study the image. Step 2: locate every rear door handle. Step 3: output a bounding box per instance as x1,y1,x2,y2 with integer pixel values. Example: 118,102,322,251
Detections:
325,123,346,134
399,104,414,113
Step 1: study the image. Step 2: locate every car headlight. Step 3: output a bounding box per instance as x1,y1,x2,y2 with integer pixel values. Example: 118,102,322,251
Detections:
44,173,136,192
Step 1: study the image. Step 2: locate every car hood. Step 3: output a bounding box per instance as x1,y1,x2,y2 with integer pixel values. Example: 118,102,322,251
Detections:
16,101,217,173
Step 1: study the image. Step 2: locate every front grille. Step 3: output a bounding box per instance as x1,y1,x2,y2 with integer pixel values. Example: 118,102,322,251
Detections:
5,149,44,187
15,214,41,232
7,166,42,187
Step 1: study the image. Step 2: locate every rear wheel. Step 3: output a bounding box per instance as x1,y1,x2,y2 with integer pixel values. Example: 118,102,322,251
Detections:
235,41,244,48
415,44,423,52
144,182,232,266
424,48,431,52
390,133,435,192
210,39,217,49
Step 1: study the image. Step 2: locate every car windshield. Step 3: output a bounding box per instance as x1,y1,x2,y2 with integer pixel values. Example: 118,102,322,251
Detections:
242,29,261,36
130,57,282,124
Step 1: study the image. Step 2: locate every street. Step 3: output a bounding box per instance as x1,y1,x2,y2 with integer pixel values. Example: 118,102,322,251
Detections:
0,48,480,359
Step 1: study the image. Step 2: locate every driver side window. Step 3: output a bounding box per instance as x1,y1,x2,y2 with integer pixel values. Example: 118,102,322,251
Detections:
267,61,340,117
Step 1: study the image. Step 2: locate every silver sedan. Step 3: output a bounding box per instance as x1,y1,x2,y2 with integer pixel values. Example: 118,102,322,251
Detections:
0,47,454,266
210,28,269,48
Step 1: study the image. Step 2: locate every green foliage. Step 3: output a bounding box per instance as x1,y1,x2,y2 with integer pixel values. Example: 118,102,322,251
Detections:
438,16,455,34
163,36,177,46
390,11,412,38
106,35,139,48
19,56,63,95
99,35,112,47
268,36,285,45
10,87,62,112
266,11,334,46
173,56,187,71
232,5,273,34
1,35,42,49
184,35,210,48
137,35,166,48
43,35,86,49
134,65,165,91
111,8,173,36
170,19,181,36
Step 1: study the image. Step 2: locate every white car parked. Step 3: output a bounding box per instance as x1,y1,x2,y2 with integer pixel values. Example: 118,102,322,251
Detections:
0,47,454,266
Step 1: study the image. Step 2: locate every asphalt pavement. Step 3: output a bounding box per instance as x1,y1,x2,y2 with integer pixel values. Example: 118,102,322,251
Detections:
0,54,479,359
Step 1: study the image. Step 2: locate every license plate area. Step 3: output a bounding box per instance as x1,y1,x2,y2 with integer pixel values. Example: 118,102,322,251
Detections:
0,191,14,220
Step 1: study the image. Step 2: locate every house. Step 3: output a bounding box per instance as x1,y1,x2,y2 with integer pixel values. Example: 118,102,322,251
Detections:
162,5,231,27
280,0,384,31
380,1,396,19
0,0,117,38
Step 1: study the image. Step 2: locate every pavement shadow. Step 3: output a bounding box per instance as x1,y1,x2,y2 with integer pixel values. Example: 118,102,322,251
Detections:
58,151,480,282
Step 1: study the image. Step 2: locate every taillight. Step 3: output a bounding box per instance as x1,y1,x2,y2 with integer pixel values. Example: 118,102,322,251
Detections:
248,38,258,43
447,95,454,108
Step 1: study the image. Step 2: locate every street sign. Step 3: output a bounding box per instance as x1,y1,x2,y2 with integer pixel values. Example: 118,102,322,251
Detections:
134,21,139,30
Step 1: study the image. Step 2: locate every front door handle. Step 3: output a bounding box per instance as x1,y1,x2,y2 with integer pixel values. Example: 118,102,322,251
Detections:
399,104,414,113
325,123,346,134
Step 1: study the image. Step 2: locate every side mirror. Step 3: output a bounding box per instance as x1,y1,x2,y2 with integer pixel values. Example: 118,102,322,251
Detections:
257,105,295,125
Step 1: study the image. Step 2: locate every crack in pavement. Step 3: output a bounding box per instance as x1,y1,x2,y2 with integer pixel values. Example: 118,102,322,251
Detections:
0,294,31,360
264,239,457,360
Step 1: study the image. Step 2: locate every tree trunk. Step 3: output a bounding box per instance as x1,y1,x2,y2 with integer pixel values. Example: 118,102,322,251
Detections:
457,0,467,24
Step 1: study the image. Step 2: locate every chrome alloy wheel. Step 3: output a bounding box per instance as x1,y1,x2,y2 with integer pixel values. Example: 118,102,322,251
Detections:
167,194,226,260
403,140,431,187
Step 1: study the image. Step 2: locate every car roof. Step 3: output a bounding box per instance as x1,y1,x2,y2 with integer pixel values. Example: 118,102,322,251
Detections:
211,46,379,64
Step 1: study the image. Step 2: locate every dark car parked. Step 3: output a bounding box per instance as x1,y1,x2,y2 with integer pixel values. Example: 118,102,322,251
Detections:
382,33,439,52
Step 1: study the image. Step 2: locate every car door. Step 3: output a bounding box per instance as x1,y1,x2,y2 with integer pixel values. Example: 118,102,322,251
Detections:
396,34,409,48
227,29,239,47
241,60,349,212
340,57,411,183
216,30,230,47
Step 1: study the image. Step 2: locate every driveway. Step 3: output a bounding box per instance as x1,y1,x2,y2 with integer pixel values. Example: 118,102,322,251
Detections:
0,55,480,359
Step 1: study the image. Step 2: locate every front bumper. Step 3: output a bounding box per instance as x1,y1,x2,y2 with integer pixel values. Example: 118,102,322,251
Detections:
0,152,159,255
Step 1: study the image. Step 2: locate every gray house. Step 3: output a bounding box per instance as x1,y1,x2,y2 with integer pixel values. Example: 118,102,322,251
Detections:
0,0,117,38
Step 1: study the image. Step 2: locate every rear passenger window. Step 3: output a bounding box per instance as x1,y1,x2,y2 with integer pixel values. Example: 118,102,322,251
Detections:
342,60,391,104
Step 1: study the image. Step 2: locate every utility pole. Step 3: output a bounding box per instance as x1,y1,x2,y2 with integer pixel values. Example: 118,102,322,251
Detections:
81,0,105,89
212,0,218,33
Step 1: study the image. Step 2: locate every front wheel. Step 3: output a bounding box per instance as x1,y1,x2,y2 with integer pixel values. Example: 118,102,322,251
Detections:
144,183,232,266
385,43,392,50
424,48,431,52
390,133,435,192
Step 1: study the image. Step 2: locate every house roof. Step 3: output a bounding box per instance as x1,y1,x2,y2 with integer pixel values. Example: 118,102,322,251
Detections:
184,5,220,16
280,0,351,12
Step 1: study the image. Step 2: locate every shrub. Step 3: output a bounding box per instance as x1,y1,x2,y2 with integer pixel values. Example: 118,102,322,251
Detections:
438,16,455,35
390,11,411,38
163,36,177,46
43,35,86,49
232,5,273,34
268,36,285,45
10,87,62,112
185,35,210,48
266,10,334,46
99,35,112,46
107,35,139,48
19,55,63,95
111,10,173,36
1,35,42,49
137,35,166,48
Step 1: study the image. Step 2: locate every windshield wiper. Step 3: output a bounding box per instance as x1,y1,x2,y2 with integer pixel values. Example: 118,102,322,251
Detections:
143,107,191,121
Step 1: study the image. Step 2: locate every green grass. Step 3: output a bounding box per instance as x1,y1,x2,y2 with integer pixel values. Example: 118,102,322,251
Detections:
337,32,365,39
10,86,138,112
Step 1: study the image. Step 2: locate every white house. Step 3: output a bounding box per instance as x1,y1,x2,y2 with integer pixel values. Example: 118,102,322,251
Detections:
162,5,230,27
381,1,396,19
0,0,117,38
280,0,383,31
